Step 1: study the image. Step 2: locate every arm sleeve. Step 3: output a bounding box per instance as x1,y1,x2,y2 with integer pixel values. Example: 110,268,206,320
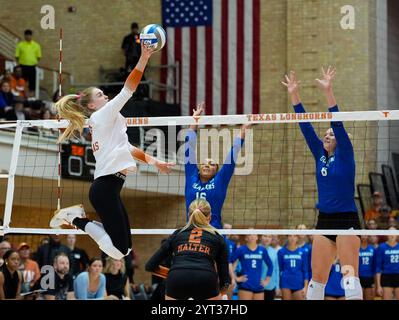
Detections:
121,36,127,50
278,250,284,275
73,274,88,300
145,234,174,272
15,43,20,58
215,236,231,290
372,248,377,275
329,105,354,158
275,256,280,289
293,103,324,159
302,252,309,281
185,129,198,178
229,246,240,264
375,246,383,274
218,137,244,184
92,87,133,123
262,249,274,277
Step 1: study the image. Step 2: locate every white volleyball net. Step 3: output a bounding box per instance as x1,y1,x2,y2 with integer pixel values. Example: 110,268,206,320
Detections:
1,110,399,238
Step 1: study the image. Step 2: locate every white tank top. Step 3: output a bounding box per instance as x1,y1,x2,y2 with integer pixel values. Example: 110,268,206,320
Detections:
88,87,136,179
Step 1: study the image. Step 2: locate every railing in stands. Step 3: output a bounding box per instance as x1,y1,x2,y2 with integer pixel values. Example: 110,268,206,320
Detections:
0,24,20,60
0,23,74,100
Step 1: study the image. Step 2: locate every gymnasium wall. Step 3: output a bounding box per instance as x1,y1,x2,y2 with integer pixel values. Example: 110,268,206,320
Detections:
1,0,394,284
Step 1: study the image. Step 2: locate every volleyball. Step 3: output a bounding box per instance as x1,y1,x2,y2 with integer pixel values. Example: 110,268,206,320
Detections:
140,24,166,52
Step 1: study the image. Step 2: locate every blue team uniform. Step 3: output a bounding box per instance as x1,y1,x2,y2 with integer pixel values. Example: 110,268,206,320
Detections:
376,243,399,274
300,243,312,278
294,103,357,213
230,245,273,293
278,246,309,291
185,129,244,229
225,238,237,259
325,263,344,298
359,245,377,278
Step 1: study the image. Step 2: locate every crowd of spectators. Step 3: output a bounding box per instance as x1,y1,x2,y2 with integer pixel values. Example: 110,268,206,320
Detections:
0,234,153,300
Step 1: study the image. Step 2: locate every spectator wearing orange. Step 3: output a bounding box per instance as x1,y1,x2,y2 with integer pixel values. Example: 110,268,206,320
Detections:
9,66,27,98
17,242,41,293
365,191,383,221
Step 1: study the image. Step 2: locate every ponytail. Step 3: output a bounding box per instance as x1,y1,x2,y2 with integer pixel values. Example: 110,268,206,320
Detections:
55,87,95,143
180,199,216,234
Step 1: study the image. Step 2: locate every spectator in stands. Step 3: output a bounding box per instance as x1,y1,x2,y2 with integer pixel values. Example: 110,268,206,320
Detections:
43,253,75,300
0,240,12,268
35,234,70,269
271,235,282,251
389,216,397,228
365,191,384,222
74,257,117,300
5,97,29,121
103,257,131,299
260,235,281,300
65,235,89,279
0,81,14,119
31,237,49,262
17,242,41,293
0,69,12,83
15,29,42,96
376,205,393,230
0,250,23,299
121,22,141,73
0,219,3,242
101,249,137,285
10,65,27,98
366,219,378,230
375,227,399,300
150,238,172,301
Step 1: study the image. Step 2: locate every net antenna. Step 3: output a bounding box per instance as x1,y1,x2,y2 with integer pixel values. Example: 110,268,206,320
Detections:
56,27,63,211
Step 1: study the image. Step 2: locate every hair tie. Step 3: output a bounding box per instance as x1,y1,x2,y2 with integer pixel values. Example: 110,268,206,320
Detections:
76,93,83,102
195,207,204,215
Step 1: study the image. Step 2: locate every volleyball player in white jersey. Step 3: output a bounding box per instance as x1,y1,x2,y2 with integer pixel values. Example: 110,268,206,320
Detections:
50,43,174,260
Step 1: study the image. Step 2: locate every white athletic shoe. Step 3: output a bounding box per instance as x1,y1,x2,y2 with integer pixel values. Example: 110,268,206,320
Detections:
49,204,86,228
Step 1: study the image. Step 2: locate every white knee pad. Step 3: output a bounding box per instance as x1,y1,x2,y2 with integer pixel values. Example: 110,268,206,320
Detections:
343,277,363,300
306,279,326,300
97,234,126,260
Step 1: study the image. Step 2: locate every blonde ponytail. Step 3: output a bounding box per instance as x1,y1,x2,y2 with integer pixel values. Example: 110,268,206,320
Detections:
55,87,96,143
180,199,216,234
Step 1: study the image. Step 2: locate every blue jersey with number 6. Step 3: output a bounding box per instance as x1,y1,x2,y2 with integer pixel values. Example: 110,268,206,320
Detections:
185,129,244,229
230,245,273,292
